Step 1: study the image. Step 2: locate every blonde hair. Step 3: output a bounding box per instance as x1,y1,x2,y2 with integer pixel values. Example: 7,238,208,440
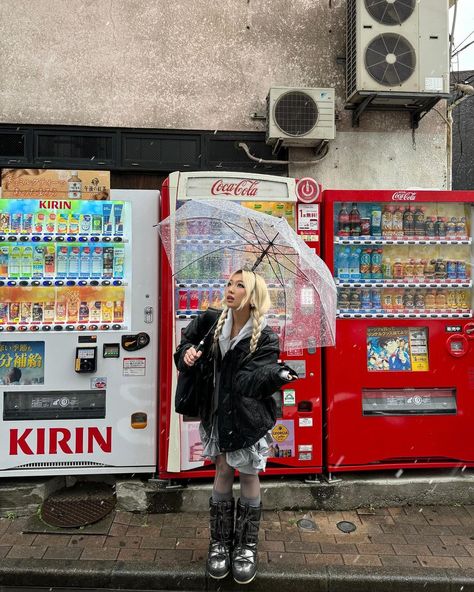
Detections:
213,270,271,354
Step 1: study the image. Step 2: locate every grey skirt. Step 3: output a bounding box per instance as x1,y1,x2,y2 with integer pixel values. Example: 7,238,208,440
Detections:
199,419,272,475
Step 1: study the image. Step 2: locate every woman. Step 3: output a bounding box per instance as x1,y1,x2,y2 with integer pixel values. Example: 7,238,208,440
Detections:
174,270,298,584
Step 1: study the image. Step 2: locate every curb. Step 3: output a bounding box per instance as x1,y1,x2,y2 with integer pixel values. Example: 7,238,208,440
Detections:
0,559,473,591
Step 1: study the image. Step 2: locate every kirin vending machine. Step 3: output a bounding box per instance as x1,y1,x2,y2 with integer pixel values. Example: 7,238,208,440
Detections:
158,171,323,479
0,189,158,476
323,188,474,473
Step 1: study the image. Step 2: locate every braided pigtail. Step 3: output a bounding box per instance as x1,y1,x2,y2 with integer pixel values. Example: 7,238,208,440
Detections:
213,307,229,353
249,308,264,354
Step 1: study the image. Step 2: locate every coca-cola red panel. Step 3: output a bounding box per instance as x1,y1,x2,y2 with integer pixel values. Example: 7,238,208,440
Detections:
158,171,324,479
323,188,474,472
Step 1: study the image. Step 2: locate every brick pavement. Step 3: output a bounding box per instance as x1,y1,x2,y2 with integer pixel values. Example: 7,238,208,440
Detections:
0,505,473,570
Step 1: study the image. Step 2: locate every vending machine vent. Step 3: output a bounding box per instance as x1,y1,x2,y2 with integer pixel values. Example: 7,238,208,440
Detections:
365,0,415,25
10,461,108,470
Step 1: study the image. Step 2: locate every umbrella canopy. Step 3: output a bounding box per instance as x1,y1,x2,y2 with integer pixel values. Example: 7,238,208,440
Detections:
158,199,337,350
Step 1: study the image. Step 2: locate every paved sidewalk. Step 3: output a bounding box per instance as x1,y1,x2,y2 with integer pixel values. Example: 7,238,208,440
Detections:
0,504,473,590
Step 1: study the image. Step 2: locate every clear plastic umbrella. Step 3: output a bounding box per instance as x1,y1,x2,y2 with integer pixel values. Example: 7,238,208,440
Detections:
158,199,337,351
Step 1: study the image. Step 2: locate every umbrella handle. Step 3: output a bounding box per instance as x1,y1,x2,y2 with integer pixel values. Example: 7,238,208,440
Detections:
195,318,219,353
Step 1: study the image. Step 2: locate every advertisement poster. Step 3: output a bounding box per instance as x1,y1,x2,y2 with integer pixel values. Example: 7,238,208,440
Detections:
269,420,294,458
367,326,429,372
0,341,44,385
1,169,110,200
180,420,204,470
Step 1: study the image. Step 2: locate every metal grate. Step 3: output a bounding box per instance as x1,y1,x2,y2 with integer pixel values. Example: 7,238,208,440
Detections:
11,461,107,469
365,33,416,86
273,91,319,137
365,0,415,26
41,482,116,528
346,0,357,99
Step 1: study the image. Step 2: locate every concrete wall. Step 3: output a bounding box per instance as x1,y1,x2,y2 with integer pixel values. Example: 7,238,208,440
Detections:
0,0,448,189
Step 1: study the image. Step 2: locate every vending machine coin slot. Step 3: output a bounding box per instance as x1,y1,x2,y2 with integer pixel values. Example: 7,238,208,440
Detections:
122,332,150,351
298,400,313,412
75,347,97,373
446,334,469,358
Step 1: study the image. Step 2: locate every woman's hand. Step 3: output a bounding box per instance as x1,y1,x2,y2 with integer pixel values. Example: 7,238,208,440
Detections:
183,346,203,367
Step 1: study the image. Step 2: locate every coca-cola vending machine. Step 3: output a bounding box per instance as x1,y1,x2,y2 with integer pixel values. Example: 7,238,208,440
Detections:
158,171,324,479
323,188,474,472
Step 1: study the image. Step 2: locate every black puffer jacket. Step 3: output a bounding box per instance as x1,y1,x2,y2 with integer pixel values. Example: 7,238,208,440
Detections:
174,309,294,452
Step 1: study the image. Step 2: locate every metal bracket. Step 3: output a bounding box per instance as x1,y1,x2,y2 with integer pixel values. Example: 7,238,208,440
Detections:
347,92,451,129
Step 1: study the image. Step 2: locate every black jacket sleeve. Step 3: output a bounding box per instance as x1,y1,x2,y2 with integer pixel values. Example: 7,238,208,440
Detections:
233,332,295,400
173,309,219,372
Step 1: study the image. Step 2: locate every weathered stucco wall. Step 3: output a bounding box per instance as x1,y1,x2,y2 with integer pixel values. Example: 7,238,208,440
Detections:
0,0,448,189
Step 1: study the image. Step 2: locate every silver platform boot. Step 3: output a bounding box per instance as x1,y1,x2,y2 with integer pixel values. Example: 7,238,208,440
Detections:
232,499,262,585
206,498,234,579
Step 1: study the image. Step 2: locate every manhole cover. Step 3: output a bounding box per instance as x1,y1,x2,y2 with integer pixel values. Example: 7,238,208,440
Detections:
336,520,357,533
41,482,116,528
297,518,317,531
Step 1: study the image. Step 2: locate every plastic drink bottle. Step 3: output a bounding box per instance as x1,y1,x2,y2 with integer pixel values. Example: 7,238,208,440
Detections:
79,246,91,279
32,246,45,279
349,203,361,236
337,205,350,236
349,248,361,280
68,247,80,278
370,206,382,236
337,248,350,280
370,249,383,279
56,246,68,278
360,249,372,279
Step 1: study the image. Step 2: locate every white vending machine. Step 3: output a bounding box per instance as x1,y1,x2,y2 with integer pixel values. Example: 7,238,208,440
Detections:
0,189,158,476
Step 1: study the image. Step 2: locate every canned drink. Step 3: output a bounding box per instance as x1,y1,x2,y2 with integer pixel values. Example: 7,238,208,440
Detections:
414,291,425,310
177,289,188,311
382,289,393,310
371,289,382,310
446,289,457,309
189,289,200,310
446,260,457,279
349,290,361,310
361,288,372,310
338,288,350,310
455,290,468,309
456,260,467,280
360,218,371,236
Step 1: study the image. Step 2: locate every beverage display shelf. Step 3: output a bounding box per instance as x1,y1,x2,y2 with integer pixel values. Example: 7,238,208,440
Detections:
337,311,472,319
176,238,242,244
336,280,472,289
0,323,125,332
176,281,227,288
0,279,125,287
334,237,471,245
0,234,127,243
176,312,287,319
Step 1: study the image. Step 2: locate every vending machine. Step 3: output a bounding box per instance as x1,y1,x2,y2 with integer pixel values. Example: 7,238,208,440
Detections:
158,171,324,479
0,190,158,477
323,188,474,472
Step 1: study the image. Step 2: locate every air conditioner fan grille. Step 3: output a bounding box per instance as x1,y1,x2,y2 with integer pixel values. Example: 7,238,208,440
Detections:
273,91,319,137
365,0,416,26
365,33,416,86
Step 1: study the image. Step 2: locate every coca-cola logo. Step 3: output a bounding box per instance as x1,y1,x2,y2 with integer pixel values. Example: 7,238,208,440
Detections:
211,179,259,197
391,191,417,201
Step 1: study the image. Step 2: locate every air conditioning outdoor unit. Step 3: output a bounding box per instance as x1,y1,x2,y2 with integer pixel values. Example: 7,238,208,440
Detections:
346,0,449,105
266,87,335,147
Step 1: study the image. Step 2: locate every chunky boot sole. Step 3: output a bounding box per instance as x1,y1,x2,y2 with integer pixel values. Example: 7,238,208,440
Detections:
233,572,257,585
208,569,230,580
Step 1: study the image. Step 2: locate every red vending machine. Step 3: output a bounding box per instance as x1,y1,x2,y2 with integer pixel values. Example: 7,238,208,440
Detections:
323,189,474,473
158,171,323,479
